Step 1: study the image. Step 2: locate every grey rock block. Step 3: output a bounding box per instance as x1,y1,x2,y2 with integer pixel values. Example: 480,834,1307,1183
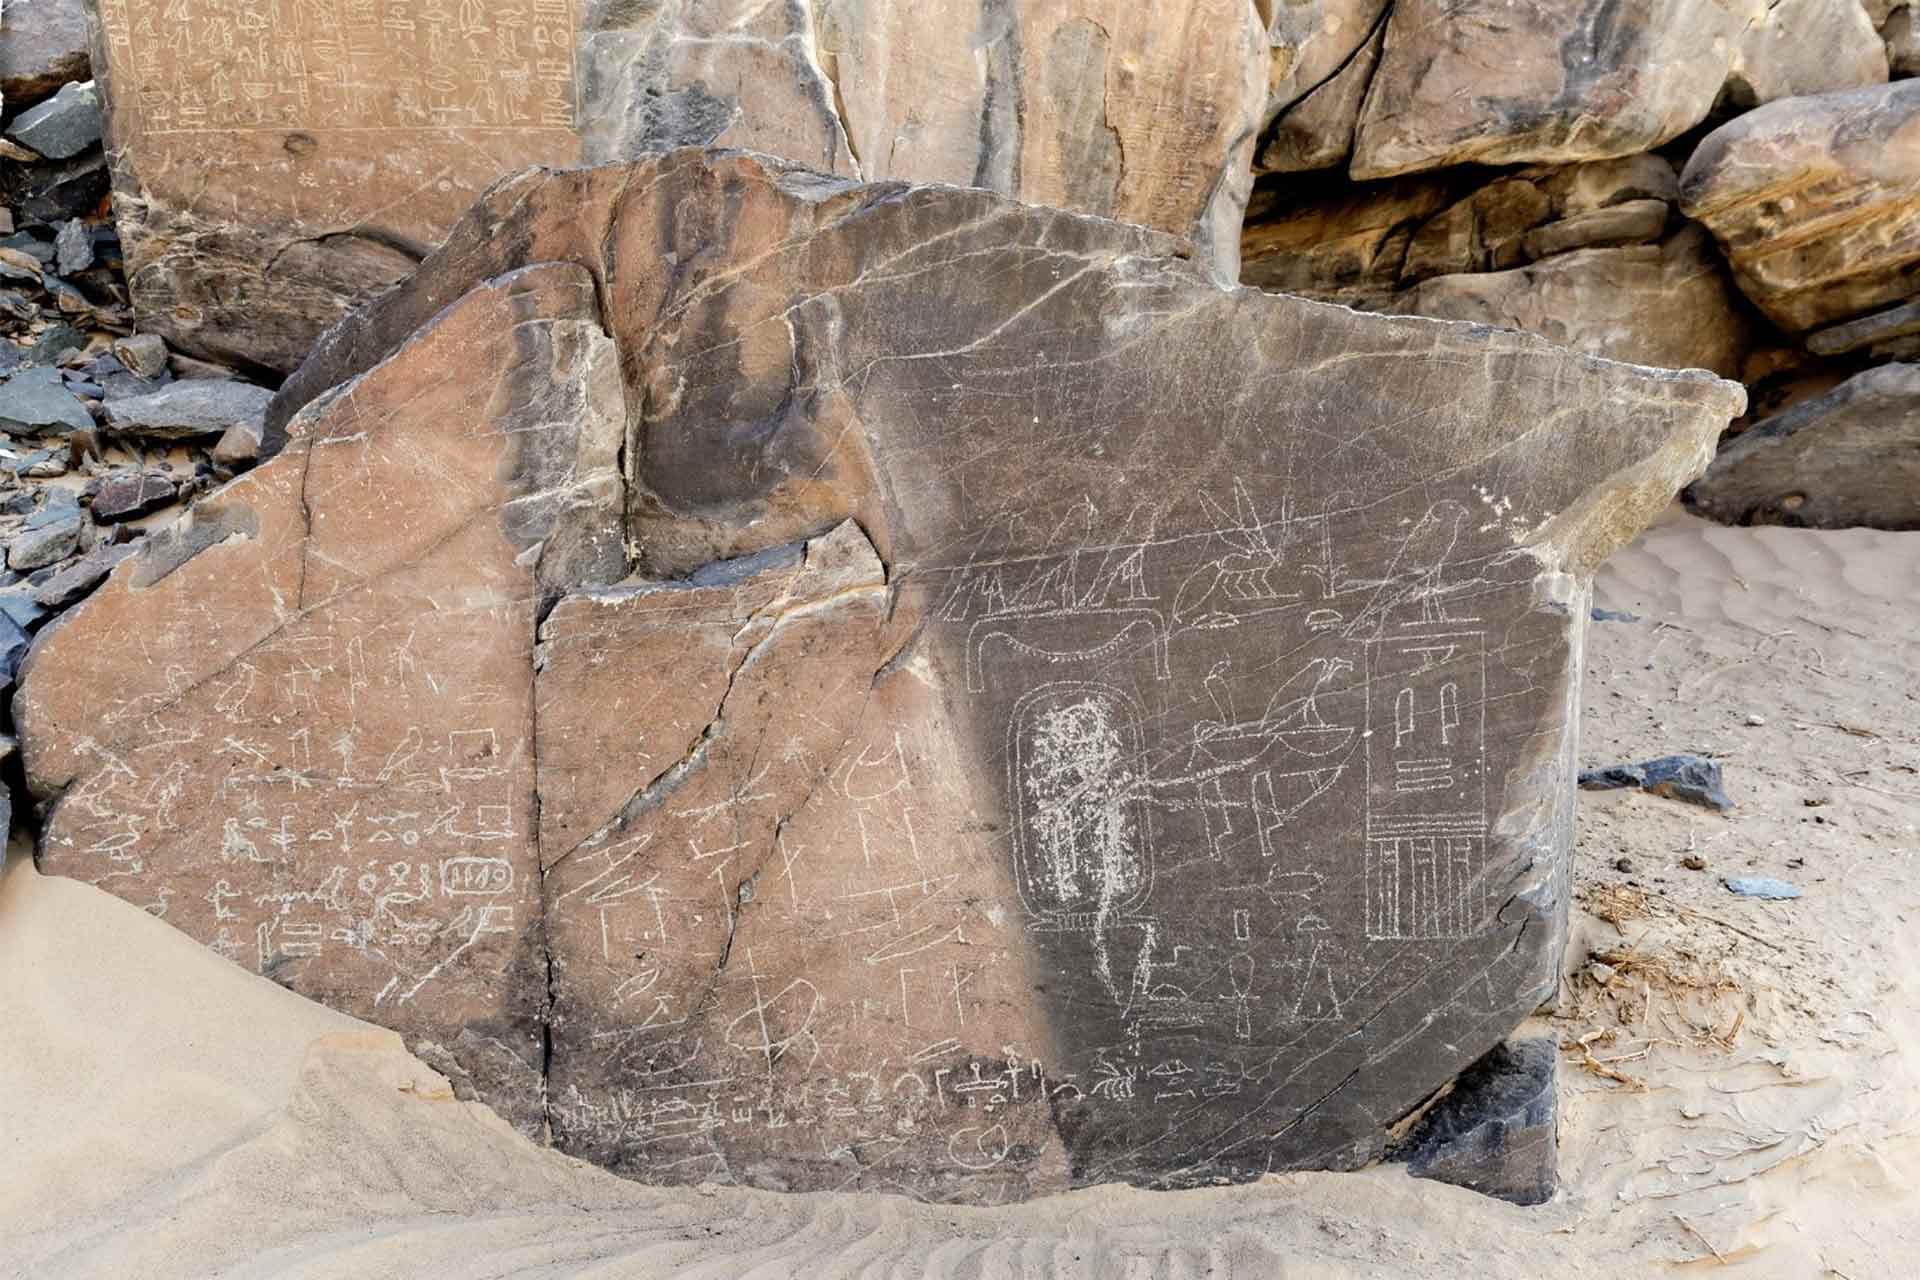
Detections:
109,333,169,380
90,471,176,523
6,79,102,160
8,508,80,570
1686,363,1920,530
1404,1038,1558,1205
0,366,91,435
54,218,92,275
101,379,271,440
32,541,135,610
1579,753,1732,811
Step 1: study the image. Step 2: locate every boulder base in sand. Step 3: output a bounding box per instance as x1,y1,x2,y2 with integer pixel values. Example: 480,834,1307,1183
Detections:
21,150,1743,1201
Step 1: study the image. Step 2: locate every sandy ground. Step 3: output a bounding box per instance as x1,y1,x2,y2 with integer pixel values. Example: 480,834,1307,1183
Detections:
3,508,1917,1278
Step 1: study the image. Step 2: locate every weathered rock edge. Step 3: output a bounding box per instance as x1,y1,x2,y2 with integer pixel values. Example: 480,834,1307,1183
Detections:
24,150,1744,1201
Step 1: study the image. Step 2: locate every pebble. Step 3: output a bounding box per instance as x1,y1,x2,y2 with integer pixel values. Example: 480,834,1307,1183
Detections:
1725,876,1802,901
1681,854,1706,870
1744,713,1766,726
1613,856,1634,872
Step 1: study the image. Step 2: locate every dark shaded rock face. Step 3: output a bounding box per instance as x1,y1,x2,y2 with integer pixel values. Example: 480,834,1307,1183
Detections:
1686,363,1920,530
19,151,1742,1200
1403,1038,1558,1206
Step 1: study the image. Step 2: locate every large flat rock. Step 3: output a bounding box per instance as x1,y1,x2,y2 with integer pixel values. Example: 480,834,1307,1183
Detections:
88,0,1265,373
21,150,1744,1199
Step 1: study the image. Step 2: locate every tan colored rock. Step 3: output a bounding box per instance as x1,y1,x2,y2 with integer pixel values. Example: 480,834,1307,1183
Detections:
92,0,1269,372
1392,228,1754,378
31,151,1743,1200
1241,156,1678,301
1256,0,1389,174
1258,20,1384,174
1887,6,1920,77
1725,0,1888,107
1350,0,1754,180
19,261,628,1133
1680,80,1920,332
1260,0,1388,112
1240,174,1459,303
1516,199,1670,261
1687,363,1920,528
809,0,1267,272
575,0,853,174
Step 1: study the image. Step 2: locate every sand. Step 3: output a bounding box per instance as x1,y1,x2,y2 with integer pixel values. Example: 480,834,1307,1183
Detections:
4,507,1917,1278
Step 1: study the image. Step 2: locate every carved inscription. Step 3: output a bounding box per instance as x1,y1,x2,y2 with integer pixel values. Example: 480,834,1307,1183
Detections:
24,152,1743,1200
95,0,578,135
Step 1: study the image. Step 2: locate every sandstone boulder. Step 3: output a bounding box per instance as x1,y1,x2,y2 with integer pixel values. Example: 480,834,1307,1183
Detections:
1681,80,1920,332
1349,0,1753,180
1392,228,1755,378
1687,363,1920,528
1725,0,1888,108
90,0,1267,373
27,150,1744,1200
1886,5,1920,77
1256,0,1389,174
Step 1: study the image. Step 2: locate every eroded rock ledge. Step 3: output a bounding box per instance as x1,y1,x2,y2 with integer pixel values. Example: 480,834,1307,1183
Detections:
18,150,1742,1201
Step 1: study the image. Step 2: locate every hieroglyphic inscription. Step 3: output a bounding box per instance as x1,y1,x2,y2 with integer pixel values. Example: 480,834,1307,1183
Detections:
94,0,578,135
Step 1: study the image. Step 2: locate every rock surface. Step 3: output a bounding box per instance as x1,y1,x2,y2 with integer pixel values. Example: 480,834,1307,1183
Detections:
27,151,1743,1200
1243,157,1681,304
21,260,627,1135
1687,363,1920,529
100,379,271,440
0,0,91,105
1349,0,1752,180
1391,229,1754,378
0,366,92,434
1577,754,1732,811
1681,80,1920,332
6,80,101,160
89,0,1269,372
1726,0,1889,108
1403,1038,1558,1206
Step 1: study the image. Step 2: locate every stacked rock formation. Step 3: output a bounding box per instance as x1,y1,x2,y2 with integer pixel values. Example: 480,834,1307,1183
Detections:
1241,0,1920,530
18,149,1742,1200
